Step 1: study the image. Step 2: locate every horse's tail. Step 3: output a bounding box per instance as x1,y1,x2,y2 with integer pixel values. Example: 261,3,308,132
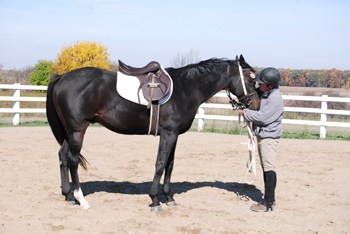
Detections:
46,74,66,145
46,74,88,170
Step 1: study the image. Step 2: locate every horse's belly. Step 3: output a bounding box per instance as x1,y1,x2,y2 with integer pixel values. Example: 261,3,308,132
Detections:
95,108,150,135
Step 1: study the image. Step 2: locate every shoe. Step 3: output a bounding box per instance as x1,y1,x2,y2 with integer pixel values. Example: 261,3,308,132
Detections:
250,200,275,212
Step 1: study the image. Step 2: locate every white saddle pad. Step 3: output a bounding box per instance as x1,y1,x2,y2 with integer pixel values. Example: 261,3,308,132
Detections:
116,71,173,106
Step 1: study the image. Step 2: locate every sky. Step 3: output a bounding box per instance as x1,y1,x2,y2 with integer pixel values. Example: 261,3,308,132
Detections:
0,0,349,70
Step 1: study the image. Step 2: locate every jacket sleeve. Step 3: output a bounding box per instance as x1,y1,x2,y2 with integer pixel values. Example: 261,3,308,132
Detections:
244,94,283,126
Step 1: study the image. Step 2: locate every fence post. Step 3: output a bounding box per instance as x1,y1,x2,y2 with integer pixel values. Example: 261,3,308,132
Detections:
197,106,204,131
13,83,21,126
319,95,328,139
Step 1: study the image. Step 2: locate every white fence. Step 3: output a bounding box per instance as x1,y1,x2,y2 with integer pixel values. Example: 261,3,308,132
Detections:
196,93,350,138
0,83,47,125
1,83,350,138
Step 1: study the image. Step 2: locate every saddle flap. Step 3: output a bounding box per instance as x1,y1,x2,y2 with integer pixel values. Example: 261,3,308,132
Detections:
117,60,173,105
140,68,172,101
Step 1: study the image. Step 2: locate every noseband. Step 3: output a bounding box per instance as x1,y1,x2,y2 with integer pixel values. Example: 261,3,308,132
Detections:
226,62,255,110
227,91,255,110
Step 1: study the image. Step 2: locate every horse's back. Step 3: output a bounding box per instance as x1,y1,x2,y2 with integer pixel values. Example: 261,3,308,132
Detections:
54,67,115,96
57,67,114,86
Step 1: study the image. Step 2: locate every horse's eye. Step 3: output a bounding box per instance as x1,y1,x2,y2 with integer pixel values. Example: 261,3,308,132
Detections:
249,71,256,79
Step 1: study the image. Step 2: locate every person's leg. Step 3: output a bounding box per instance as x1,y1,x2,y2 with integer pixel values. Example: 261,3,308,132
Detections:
250,137,279,212
264,170,277,208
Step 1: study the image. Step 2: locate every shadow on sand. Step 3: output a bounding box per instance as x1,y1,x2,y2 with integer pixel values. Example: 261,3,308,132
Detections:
81,180,263,203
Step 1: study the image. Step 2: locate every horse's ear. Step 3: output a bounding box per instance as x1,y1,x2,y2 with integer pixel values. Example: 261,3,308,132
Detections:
239,54,245,64
235,55,239,61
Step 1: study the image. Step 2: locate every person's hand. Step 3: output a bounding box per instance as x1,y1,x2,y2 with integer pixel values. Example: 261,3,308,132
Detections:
238,109,245,115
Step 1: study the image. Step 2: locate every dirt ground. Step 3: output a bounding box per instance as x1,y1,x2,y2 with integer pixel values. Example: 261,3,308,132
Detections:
0,127,349,233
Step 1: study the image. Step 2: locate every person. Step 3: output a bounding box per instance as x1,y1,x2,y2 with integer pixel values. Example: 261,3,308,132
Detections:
238,67,284,212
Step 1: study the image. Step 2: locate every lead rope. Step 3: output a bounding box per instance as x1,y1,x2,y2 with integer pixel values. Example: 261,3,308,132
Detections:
239,116,256,184
237,61,256,184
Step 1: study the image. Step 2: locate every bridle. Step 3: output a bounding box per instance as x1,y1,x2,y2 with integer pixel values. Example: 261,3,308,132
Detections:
226,61,256,110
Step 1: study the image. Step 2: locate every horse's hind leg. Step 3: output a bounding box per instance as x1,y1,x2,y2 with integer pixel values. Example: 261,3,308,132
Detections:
59,140,75,203
67,130,90,209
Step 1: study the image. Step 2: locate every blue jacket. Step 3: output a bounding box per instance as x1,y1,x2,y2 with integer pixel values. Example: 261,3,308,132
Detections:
243,87,284,138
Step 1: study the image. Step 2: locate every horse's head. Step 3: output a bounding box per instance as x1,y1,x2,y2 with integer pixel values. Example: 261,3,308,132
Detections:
226,55,260,110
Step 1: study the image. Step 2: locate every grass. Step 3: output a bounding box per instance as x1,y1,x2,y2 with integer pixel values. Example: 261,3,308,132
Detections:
191,120,350,141
202,127,350,141
0,121,48,127
201,128,350,141
281,129,350,141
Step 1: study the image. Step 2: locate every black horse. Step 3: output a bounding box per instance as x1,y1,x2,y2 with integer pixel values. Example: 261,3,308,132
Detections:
46,55,260,211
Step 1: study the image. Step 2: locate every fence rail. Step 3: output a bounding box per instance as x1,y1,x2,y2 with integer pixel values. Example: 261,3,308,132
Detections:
196,93,350,139
1,84,350,138
0,84,47,125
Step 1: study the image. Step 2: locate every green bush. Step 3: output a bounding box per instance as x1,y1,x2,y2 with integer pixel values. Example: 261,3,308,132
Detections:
28,60,53,86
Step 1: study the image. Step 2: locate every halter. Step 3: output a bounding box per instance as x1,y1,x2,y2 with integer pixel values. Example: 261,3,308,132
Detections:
226,61,255,110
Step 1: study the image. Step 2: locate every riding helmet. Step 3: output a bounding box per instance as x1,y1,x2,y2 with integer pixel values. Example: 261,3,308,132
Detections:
256,67,281,86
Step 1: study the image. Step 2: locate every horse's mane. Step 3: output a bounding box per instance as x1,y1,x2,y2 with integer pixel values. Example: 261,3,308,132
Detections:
167,58,235,79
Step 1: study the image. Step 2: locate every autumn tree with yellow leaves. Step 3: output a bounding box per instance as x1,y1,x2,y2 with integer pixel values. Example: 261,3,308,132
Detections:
51,41,111,75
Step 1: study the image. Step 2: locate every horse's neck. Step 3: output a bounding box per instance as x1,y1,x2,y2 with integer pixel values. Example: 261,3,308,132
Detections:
187,72,229,104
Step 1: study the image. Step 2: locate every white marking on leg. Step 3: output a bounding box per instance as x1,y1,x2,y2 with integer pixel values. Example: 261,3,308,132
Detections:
74,188,90,210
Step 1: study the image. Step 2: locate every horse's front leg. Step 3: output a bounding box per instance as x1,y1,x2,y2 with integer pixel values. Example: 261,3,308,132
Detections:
149,132,178,211
163,140,177,206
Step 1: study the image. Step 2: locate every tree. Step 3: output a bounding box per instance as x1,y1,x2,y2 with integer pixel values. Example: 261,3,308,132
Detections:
328,68,343,88
51,41,110,75
28,60,53,85
345,77,350,88
170,48,200,68
0,64,4,83
279,68,292,86
343,72,350,88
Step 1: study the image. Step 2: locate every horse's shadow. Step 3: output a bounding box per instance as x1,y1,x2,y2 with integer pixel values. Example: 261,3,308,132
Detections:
80,180,263,202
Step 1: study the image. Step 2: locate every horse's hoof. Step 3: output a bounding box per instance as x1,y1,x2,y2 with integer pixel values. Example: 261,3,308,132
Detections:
166,201,177,206
67,200,76,206
151,205,163,212
80,203,90,210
